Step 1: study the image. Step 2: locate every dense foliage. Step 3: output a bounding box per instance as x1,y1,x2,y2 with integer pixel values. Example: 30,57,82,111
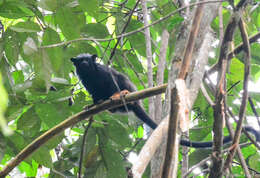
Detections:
0,0,259,177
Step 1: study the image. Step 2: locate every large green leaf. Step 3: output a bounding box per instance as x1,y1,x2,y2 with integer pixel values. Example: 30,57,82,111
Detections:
0,2,32,18
17,106,41,137
32,49,53,92
78,0,98,17
126,20,146,57
30,146,53,168
55,7,80,40
81,23,109,38
42,28,63,75
102,146,127,178
107,120,131,147
4,29,20,66
35,102,70,128
10,21,41,33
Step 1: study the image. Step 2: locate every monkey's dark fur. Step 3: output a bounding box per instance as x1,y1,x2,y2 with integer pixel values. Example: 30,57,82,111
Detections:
71,53,260,148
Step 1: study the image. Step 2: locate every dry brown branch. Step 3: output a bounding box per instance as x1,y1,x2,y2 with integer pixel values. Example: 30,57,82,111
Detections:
224,18,251,172
178,2,205,79
209,9,242,178
161,79,189,178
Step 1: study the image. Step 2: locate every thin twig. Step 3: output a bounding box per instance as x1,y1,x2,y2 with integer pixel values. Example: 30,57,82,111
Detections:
78,118,93,178
224,18,251,171
40,0,223,49
108,0,141,65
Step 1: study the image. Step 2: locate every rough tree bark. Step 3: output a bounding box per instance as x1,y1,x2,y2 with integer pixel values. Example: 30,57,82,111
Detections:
150,1,220,177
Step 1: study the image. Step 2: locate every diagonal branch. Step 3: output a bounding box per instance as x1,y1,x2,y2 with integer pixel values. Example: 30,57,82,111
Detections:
224,18,251,172
0,84,167,177
209,9,242,178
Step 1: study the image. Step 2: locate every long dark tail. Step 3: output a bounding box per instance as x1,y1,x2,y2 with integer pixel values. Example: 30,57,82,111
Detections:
129,104,259,148
129,103,157,129
180,126,260,148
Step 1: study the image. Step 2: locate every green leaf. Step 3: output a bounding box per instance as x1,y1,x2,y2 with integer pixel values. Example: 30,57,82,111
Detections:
30,146,53,168
251,64,260,82
35,102,69,128
7,132,27,151
43,88,71,103
0,2,31,18
32,49,53,92
228,58,244,82
72,41,97,55
248,153,260,172
42,28,63,75
81,23,109,38
251,43,260,65
37,0,58,11
126,52,144,73
102,146,127,178
137,126,144,138
126,20,147,57
17,106,41,137
107,120,131,147
55,7,80,40
10,21,41,33
18,160,38,177
0,73,11,135
78,0,98,17
12,70,24,84
45,133,64,149
4,29,20,66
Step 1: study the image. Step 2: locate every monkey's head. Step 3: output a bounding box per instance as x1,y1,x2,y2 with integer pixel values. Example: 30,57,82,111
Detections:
71,53,98,73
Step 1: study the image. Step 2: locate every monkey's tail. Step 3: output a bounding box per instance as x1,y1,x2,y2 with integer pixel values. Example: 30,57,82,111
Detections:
180,126,260,148
129,103,157,129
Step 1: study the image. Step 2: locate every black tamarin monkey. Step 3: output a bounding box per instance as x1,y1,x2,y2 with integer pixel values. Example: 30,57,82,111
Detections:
71,53,260,148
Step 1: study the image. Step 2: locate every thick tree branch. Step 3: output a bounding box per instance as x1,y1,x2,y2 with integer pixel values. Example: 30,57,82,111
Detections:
0,84,167,177
132,116,169,178
162,79,189,178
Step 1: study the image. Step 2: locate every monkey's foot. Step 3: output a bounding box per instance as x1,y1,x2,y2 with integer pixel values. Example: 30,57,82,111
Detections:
110,90,130,100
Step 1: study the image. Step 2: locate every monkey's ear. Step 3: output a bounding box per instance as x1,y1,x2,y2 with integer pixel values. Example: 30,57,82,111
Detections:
71,57,76,63
92,54,97,61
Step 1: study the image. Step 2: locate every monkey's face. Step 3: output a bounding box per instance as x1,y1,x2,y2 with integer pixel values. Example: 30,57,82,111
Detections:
71,53,98,72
